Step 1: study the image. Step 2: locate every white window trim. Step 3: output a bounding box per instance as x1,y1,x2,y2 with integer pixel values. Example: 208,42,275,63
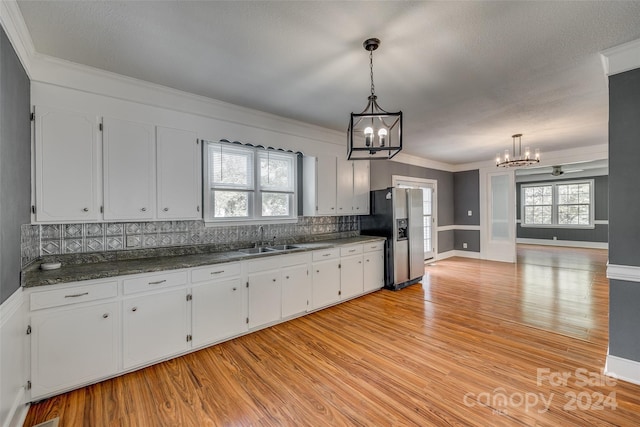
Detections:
203,141,298,225
520,179,595,229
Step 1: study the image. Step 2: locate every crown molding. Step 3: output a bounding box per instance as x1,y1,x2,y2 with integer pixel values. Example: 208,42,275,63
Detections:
391,152,455,172
0,0,35,76
601,38,640,76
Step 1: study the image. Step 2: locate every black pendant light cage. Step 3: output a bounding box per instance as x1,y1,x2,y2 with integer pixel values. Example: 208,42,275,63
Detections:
348,38,403,160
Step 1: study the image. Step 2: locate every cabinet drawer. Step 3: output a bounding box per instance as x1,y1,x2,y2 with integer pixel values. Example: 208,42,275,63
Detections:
191,262,241,283
30,281,118,311
123,271,188,295
312,248,340,261
363,241,385,252
340,245,363,257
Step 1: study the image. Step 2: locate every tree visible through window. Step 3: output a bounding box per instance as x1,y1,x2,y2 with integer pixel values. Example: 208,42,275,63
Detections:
521,180,593,227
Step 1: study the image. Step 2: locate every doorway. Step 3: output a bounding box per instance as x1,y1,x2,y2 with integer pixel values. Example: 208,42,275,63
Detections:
392,176,437,261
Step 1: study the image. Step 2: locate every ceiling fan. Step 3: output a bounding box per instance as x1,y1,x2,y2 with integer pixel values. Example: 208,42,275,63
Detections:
551,165,584,176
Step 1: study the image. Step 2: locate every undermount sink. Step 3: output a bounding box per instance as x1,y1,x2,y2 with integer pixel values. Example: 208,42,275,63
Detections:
238,247,277,255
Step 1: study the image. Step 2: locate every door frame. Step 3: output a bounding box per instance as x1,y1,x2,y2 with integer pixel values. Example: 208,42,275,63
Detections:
479,167,516,263
391,175,437,262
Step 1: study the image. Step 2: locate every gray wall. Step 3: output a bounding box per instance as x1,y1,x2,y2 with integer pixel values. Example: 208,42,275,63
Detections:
453,170,480,226
515,175,608,242
608,68,640,361
370,161,455,254
0,27,31,304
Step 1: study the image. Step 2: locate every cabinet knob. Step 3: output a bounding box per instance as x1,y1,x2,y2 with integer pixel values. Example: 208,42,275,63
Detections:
316,270,320,273
103,313,109,318
331,207,335,210
141,207,147,212
163,207,169,212
83,207,89,212
272,278,276,282
132,307,138,312
232,287,237,291
359,261,362,264
285,276,290,279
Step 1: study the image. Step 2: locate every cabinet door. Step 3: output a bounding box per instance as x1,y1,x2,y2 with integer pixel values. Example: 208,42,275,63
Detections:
156,127,201,219
30,302,118,399
281,264,311,318
353,160,370,215
336,159,354,214
340,255,364,299
248,270,281,328
311,259,341,309
191,278,246,347
103,117,155,220
123,289,188,369
364,250,384,292
34,106,99,222
316,156,337,215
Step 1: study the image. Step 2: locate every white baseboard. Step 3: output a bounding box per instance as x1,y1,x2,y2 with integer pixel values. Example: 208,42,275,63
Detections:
437,250,481,260
516,238,608,249
0,288,27,427
605,354,640,386
607,264,640,283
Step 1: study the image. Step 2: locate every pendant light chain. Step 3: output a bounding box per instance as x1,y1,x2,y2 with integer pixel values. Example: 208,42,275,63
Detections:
369,49,376,100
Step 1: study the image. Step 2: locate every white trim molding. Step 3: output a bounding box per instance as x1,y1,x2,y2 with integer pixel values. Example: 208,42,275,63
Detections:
607,264,640,283
438,225,480,232
437,250,481,260
601,38,640,77
517,238,608,250
605,354,640,386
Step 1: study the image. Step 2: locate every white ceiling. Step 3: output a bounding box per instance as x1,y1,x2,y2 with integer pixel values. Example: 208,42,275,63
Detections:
16,1,640,165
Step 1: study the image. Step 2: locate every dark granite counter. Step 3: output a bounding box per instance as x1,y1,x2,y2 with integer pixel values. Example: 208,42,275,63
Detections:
22,235,385,288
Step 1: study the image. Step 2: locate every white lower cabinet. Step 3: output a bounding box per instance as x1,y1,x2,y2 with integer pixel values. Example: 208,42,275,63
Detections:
30,301,119,399
340,255,364,299
281,264,311,318
122,289,189,369
191,277,246,347
247,270,282,329
364,249,385,292
312,250,341,309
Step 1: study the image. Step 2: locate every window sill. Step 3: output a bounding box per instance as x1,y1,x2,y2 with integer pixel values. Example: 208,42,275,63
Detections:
519,224,595,230
204,218,299,228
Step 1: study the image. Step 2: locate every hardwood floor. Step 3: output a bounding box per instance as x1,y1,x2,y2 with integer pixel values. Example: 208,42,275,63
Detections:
25,245,640,426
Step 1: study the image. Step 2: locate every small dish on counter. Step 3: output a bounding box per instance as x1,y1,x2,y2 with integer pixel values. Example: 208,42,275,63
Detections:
40,262,62,270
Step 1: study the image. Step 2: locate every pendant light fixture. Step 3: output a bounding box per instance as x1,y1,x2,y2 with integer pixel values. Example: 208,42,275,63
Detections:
348,38,402,160
495,133,540,167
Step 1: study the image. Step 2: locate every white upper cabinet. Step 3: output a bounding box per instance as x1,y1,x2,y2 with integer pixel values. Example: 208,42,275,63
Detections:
34,106,100,222
303,155,369,216
103,117,155,221
353,160,370,214
156,127,201,219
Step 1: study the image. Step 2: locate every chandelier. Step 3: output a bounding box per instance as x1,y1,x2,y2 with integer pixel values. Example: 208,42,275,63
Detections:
495,133,540,167
348,38,402,160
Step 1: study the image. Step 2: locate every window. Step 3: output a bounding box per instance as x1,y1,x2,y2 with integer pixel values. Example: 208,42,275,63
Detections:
204,141,297,224
521,180,593,227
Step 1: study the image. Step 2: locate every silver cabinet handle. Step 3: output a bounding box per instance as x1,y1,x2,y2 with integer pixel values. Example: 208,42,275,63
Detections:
83,208,89,212
132,307,138,312
210,270,224,275
322,253,331,257
148,279,166,285
163,207,169,212
65,292,89,298
141,207,147,212
348,249,356,253
103,313,109,319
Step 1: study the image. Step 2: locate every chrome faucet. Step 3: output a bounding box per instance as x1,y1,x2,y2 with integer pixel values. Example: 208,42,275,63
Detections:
256,225,265,247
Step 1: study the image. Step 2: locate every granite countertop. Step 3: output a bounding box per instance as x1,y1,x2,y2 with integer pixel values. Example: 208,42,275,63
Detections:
22,235,385,288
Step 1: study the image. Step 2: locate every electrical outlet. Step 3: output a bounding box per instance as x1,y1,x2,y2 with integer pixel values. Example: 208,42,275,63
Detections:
553,236,557,240
463,242,468,249
467,210,472,216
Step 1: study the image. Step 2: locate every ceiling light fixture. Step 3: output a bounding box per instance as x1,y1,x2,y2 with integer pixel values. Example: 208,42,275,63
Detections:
348,38,402,160
495,133,540,167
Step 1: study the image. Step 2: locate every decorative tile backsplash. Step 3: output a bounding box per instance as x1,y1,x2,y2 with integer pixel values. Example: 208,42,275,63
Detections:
25,217,360,259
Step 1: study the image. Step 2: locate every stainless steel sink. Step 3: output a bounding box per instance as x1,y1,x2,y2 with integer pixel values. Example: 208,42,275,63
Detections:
269,244,302,251
238,247,277,254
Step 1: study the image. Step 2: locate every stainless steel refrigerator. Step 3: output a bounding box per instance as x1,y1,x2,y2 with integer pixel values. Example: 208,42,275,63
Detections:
360,187,425,290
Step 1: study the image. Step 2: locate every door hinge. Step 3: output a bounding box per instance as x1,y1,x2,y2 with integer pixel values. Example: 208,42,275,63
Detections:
100,206,104,213
26,381,31,390
186,294,192,301
196,139,199,145
246,281,249,288
246,317,249,324
99,123,103,131
338,264,341,269
30,112,35,121
31,205,36,214
307,269,309,276
26,325,32,335
197,205,200,212
338,290,342,296
186,334,192,342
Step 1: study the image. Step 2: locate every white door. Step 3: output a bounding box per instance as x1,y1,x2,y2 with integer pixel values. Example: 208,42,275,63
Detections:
481,169,516,262
363,250,384,292
156,126,201,219
340,255,364,299
191,278,246,347
34,105,99,222
336,158,354,214
353,161,370,215
103,117,155,220
311,259,341,309
393,176,437,260
281,264,311,317
315,156,337,215
248,270,282,328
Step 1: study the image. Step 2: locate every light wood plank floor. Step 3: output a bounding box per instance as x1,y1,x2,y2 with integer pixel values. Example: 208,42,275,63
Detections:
25,245,640,426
